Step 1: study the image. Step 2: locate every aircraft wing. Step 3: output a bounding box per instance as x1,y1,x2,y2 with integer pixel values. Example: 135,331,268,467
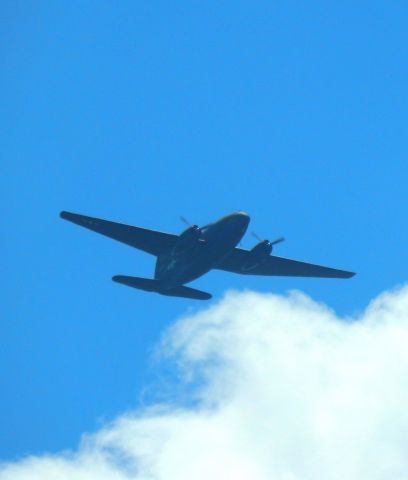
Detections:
60,211,177,256
216,247,355,278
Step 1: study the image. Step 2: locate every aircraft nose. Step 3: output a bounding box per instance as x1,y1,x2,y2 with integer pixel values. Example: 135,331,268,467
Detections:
232,211,250,230
236,211,250,225
221,211,250,229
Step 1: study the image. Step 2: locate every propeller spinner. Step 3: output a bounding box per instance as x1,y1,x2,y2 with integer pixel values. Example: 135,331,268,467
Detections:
180,216,201,234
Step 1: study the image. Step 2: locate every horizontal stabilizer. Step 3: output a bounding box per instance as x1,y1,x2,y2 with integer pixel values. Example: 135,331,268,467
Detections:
160,285,212,300
112,275,212,300
112,275,158,292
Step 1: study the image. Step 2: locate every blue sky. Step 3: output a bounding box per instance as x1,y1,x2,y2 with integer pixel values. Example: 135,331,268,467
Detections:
2,0,408,460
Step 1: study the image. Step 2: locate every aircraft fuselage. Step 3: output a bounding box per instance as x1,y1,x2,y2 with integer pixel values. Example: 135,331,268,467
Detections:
154,212,250,290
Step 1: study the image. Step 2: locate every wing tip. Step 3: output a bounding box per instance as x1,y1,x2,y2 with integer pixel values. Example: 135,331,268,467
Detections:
60,210,91,225
112,275,124,283
340,271,356,279
60,210,73,221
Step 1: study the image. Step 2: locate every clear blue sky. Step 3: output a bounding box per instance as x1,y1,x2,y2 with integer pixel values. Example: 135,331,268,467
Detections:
2,0,408,460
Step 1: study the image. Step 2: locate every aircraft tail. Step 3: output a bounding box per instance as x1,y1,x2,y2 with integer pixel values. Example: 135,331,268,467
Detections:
112,275,212,300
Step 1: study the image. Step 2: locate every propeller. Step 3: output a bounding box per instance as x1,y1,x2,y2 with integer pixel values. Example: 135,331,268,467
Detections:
180,216,202,236
180,216,192,226
251,232,285,248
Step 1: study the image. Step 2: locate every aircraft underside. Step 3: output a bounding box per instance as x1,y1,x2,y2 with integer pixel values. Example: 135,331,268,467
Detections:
60,210,355,300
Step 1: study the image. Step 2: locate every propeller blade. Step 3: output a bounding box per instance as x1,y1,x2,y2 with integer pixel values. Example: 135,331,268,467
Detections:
251,231,263,242
180,216,191,226
270,237,285,246
252,232,285,246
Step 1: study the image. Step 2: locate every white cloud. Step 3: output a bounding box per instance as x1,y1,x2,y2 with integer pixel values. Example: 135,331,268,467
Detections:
2,287,408,480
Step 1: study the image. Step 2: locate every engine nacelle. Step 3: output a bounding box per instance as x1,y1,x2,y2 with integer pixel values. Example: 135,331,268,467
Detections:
172,225,202,257
242,240,272,272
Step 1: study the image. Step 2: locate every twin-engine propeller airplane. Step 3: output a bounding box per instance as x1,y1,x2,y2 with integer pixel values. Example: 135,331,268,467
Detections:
60,211,355,300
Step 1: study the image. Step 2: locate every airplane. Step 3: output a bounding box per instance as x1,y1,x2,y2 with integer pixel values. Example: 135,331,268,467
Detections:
60,210,355,300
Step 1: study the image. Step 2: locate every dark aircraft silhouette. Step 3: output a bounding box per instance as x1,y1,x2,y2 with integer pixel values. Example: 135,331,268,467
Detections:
60,211,355,300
